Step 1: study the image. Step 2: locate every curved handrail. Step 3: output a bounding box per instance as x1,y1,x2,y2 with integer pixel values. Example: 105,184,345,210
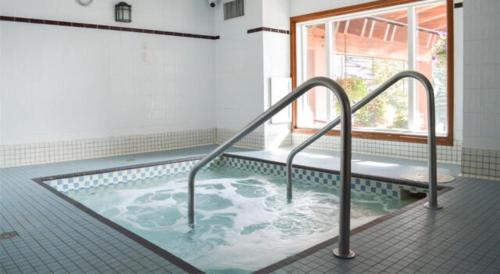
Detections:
286,71,441,210
188,76,356,258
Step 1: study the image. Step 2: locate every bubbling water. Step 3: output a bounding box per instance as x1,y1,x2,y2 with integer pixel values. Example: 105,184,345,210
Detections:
70,168,413,273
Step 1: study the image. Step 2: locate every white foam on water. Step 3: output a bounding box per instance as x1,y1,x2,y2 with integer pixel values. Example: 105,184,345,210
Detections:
70,168,412,273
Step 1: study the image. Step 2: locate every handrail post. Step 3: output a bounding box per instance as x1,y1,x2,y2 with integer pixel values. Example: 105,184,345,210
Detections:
332,91,354,259
187,76,355,258
422,74,442,210
286,71,441,211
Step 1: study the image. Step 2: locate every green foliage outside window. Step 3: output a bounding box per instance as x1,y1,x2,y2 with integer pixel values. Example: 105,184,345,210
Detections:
335,58,408,130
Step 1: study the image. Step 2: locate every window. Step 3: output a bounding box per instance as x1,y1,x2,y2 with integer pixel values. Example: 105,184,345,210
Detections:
291,0,453,145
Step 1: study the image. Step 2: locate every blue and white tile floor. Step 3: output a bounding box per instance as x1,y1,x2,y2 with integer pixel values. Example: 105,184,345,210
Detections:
1,145,499,273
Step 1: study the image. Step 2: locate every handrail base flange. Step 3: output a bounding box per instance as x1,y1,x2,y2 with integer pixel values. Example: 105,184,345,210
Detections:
424,202,443,210
332,248,356,259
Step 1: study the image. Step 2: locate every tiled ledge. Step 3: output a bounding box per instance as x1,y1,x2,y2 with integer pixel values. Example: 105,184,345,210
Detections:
43,155,427,201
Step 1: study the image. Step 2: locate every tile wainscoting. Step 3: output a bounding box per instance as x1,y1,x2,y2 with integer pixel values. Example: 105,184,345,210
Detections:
44,155,426,200
1,128,276,168
216,126,293,150
292,133,462,164
6,128,500,180
265,124,293,149
462,148,500,179
216,128,266,149
0,129,216,168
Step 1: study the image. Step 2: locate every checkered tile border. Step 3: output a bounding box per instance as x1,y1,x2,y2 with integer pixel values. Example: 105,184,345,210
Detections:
45,156,427,199
220,157,427,199
45,159,223,193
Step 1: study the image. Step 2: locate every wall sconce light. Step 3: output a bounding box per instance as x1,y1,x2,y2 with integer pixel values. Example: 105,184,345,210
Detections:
115,2,132,23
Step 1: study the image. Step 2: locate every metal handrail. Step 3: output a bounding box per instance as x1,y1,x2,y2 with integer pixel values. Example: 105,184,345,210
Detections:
286,71,442,210
188,76,356,259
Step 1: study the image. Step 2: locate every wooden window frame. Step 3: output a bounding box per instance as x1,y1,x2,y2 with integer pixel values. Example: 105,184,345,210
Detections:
290,0,454,146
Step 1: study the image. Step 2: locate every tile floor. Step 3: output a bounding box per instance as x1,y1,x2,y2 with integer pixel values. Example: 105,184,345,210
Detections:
1,145,499,273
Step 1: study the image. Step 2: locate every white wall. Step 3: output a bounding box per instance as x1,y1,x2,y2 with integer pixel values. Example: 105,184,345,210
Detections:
463,0,500,150
214,0,265,132
263,0,291,29
262,0,292,147
0,0,216,145
0,0,215,34
0,0,470,152
214,0,292,148
290,0,373,17
453,3,464,142
215,0,464,148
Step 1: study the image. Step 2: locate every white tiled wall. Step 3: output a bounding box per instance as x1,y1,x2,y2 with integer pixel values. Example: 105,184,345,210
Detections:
261,0,293,151
290,0,373,17
462,0,500,179
5,0,500,181
0,0,217,168
463,0,500,150
0,0,216,146
214,0,266,133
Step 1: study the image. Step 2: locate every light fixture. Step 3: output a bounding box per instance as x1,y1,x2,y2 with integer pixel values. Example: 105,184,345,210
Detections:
115,2,132,23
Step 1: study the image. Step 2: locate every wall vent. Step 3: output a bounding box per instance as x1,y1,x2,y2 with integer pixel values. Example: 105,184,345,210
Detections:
224,0,244,20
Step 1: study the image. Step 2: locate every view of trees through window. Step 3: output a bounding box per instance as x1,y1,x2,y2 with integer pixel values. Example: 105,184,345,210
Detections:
296,1,448,136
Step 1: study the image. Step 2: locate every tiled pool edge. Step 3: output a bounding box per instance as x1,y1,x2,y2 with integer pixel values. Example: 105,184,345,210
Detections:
42,154,432,199
32,153,450,274
223,153,440,198
34,155,205,183
43,157,222,193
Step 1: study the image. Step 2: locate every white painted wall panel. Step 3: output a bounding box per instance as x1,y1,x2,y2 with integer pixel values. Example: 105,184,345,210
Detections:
214,0,265,131
290,0,373,17
0,0,215,145
463,0,500,150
